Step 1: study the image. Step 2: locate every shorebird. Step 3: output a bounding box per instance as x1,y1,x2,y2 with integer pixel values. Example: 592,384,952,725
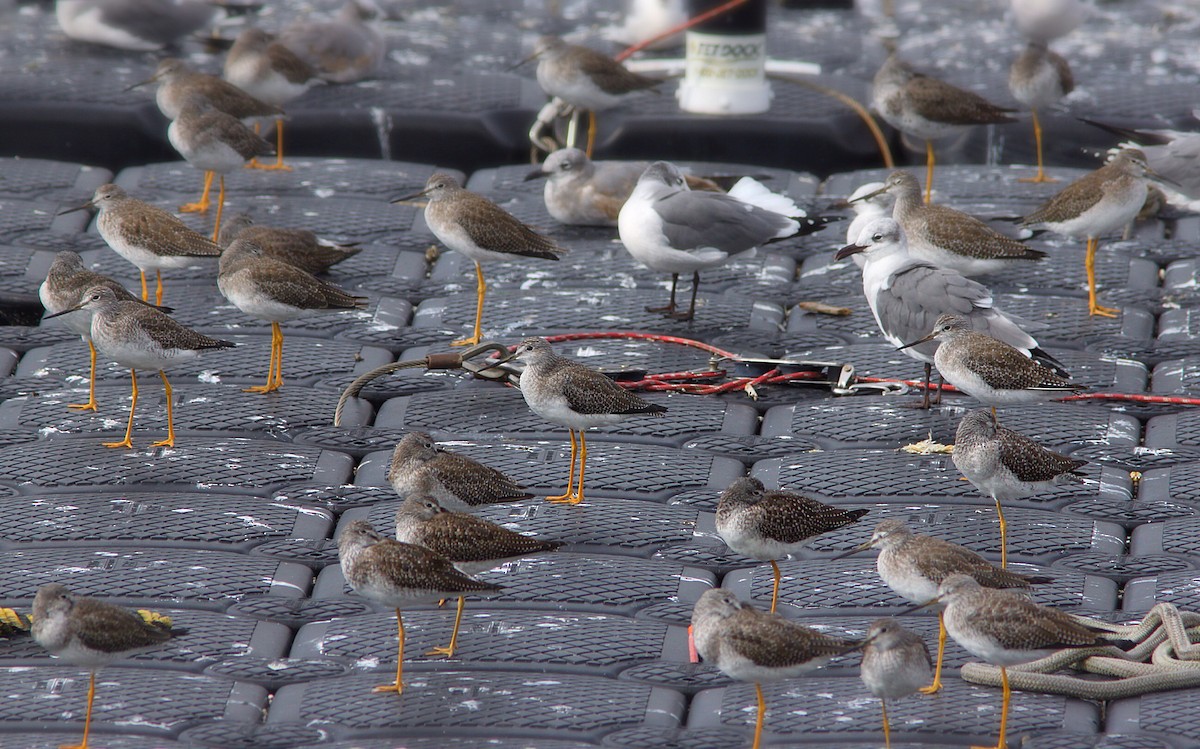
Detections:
217,238,366,393
392,173,564,347
45,286,235,449
716,476,869,613
914,574,1108,749
224,27,321,170
1011,0,1086,42
168,96,275,241
1081,116,1200,212
901,313,1085,405
60,183,223,305
691,589,860,749
32,583,183,749
279,0,385,83
953,409,1088,567
860,618,932,749
337,519,500,693
56,0,216,51
394,495,562,657
386,431,533,510
513,336,667,504
1020,148,1162,317
218,212,362,274
39,251,169,413
838,518,1052,694
524,148,720,227
1009,41,1074,183
618,161,826,320
872,53,1017,203
523,35,661,156
835,218,1062,408
855,171,1045,276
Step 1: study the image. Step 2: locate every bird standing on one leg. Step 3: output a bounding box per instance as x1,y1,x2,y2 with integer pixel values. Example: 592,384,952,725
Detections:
514,336,666,504
1009,41,1074,183
393,173,564,347
860,618,932,748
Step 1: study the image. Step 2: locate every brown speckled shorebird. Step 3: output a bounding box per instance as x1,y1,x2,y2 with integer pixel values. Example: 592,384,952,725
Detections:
278,0,385,84
838,519,1052,695
901,314,1085,405
856,171,1045,277
915,574,1108,749
32,583,183,749
524,35,660,156
872,53,1017,204
392,173,564,347
60,184,222,306
1009,41,1074,183
218,213,362,275
514,337,667,505
1020,148,1158,317
45,286,235,449
39,251,169,413
224,27,320,170
394,495,562,657
168,97,275,242
860,618,933,749
386,431,533,510
337,519,501,694
953,409,1087,568
217,238,366,394
716,476,869,613
691,589,861,749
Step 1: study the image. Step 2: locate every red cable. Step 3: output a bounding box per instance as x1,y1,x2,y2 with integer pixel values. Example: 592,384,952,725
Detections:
613,0,751,62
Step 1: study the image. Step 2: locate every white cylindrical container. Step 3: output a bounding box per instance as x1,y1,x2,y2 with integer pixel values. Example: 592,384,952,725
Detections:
677,0,772,115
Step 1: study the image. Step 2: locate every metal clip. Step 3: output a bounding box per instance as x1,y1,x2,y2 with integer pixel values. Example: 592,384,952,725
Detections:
829,363,910,396
528,98,573,155
457,341,522,385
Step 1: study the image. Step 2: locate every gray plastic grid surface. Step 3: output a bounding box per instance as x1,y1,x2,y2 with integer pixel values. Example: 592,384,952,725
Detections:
0,608,289,671
687,677,1098,744
0,437,353,494
375,387,756,446
0,492,332,550
1022,734,1187,749
354,440,746,501
314,552,714,616
0,158,111,200
267,671,685,740
292,609,683,677
760,399,1139,450
411,288,785,338
0,385,372,441
1123,571,1200,613
0,667,266,737
1129,518,1200,560
350,495,699,556
0,547,311,611
1141,413,1200,449
1106,689,1200,745
177,720,333,749
722,559,1115,614
752,449,1119,509
1147,358,1200,395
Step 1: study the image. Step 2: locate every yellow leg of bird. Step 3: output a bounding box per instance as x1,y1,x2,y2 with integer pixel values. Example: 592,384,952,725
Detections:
103,369,137,449
881,698,891,749
180,170,214,213
374,609,406,693
769,560,781,613
211,175,226,244
59,669,96,749
1085,237,1118,317
919,612,947,694
571,431,587,504
971,666,1009,749
546,429,578,502
269,119,292,171
271,322,285,390
246,122,263,169
427,596,466,657
1018,109,1058,183
244,322,277,393
586,110,597,158
751,682,766,749
68,339,99,411
994,494,1008,569
924,140,935,204
150,371,175,448
452,262,486,347
154,269,164,307
139,270,149,302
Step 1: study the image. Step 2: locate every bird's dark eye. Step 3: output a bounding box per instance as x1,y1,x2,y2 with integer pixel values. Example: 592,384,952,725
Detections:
872,233,882,241
561,162,572,171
